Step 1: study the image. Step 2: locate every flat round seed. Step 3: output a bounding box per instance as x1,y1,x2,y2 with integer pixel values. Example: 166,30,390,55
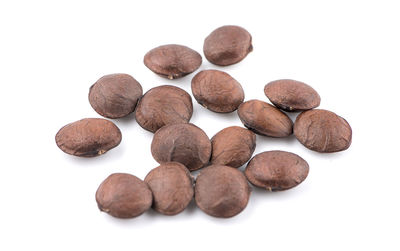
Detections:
144,44,202,79
294,109,352,153
144,162,194,215
55,118,122,157
191,70,245,113
245,151,309,191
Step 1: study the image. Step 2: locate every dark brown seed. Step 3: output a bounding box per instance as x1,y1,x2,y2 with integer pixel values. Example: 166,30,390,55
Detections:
211,126,256,168
55,118,122,157
95,173,153,218
151,123,211,171
144,162,194,215
264,79,321,112
203,25,252,66
195,165,251,218
245,151,309,191
144,44,202,79
294,109,352,153
88,73,143,118
135,85,193,133
191,70,245,113
237,99,293,137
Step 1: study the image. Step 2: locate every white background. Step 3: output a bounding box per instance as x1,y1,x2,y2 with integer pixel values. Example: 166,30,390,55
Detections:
0,0,399,250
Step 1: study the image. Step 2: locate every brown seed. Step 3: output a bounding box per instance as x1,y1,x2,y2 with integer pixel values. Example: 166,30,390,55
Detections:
237,99,293,137
151,123,211,171
211,126,256,168
88,73,143,118
245,151,309,191
195,165,251,218
191,70,245,113
294,109,352,153
95,173,153,218
135,85,193,133
144,162,194,215
55,118,122,157
144,44,202,79
203,25,252,66
264,79,321,112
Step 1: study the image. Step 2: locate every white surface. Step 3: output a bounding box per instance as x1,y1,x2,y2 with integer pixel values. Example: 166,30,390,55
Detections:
0,0,399,250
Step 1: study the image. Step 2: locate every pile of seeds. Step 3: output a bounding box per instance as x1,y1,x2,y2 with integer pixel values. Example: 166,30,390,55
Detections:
55,25,352,218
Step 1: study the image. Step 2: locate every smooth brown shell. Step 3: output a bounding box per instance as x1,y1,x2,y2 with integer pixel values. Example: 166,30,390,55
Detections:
144,44,202,79
203,25,252,66
144,162,194,215
264,79,320,112
135,85,193,133
237,99,293,137
191,70,245,113
294,109,352,153
55,118,122,157
95,173,153,218
211,126,256,168
195,165,251,218
245,151,309,191
151,123,211,171
88,73,143,118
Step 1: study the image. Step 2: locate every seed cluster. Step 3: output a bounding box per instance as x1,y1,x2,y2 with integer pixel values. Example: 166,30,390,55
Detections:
55,25,352,219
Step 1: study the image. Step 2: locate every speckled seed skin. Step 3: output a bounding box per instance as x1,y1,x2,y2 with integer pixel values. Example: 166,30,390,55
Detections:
211,126,256,168
245,151,309,191
264,79,321,112
144,162,194,215
55,118,122,157
135,85,193,133
203,25,252,66
88,73,143,118
195,165,251,218
151,123,211,171
191,70,245,113
294,109,352,153
237,99,293,137
95,173,153,218
144,44,202,79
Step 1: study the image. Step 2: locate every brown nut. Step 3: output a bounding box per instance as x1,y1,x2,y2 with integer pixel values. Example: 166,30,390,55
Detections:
95,173,153,218
264,79,320,112
211,126,256,168
151,123,211,171
203,25,252,66
144,44,202,79
294,109,352,153
55,118,122,157
88,73,143,118
191,70,245,113
237,99,293,137
245,151,309,191
135,85,193,133
195,165,251,218
144,162,194,215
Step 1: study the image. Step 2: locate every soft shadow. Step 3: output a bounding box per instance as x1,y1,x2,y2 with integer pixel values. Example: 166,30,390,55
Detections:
114,111,136,125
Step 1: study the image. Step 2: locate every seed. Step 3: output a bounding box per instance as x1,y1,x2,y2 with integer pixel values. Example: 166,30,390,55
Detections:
203,25,253,66
245,151,309,191
55,118,121,157
135,85,193,133
88,73,143,118
264,79,321,112
294,109,352,153
144,44,202,79
195,165,251,218
211,126,256,168
151,123,211,171
237,99,293,137
144,162,194,215
191,70,244,113
95,173,153,218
